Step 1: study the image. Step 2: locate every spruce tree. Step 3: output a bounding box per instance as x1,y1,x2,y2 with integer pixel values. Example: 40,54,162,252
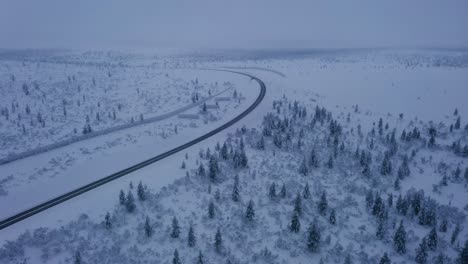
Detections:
280,184,287,198
137,181,146,201
303,183,311,199
427,227,438,251
245,200,255,222
329,209,336,225
434,254,445,264
380,152,392,176
196,251,204,264
268,183,277,200
188,224,196,247
460,240,468,264
394,220,407,254
221,142,228,159
290,212,301,233
74,250,81,264
232,175,240,202
294,193,302,216
198,163,206,177
299,157,308,176
125,191,136,213
215,228,223,254
119,189,126,205
307,221,321,252
376,219,386,240
379,253,391,264
439,219,448,233
171,217,181,238
318,191,328,215
209,156,219,182
144,216,153,237
365,190,374,209
208,200,215,219
173,249,181,264
415,238,428,264
451,223,460,245
326,155,334,169
104,212,112,230
309,149,319,168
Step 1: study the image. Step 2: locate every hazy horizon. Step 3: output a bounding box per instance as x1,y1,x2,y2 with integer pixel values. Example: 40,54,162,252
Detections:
1,0,467,50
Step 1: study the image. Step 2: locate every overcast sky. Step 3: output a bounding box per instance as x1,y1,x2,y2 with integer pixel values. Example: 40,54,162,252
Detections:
0,0,467,50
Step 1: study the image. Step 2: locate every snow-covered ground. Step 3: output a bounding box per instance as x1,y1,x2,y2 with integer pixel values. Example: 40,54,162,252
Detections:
1,48,467,264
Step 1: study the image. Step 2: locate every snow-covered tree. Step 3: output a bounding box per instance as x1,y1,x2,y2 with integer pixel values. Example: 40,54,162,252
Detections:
104,212,112,230
318,191,328,215
232,175,240,202
290,212,301,233
427,227,438,251
125,191,136,213
268,183,277,200
394,220,407,254
144,216,153,237
415,237,428,264
119,190,125,205
380,152,392,176
172,249,181,264
171,217,181,238
307,221,321,252
245,200,255,222
214,228,223,254
208,200,215,219
303,183,311,200
379,253,391,264
74,250,82,264
188,224,196,248
280,183,287,198
294,193,302,216
329,209,336,225
137,181,146,201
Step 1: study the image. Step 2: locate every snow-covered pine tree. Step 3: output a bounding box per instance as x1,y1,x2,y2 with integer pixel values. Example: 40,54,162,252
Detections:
214,228,223,254
427,227,438,251
209,156,219,182
303,183,311,199
309,149,319,168
137,181,146,201
329,209,336,225
196,251,204,264
280,184,287,198
125,191,136,213
298,157,308,176
188,224,196,247
307,221,321,252
451,223,460,245
104,212,112,230
119,189,126,205
290,212,301,233
208,200,215,219
376,219,386,240
74,250,81,264
379,253,391,264
232,175,240,202
294,193,302,216
394,220,407,254
415,237,428,264
268,183,277,200
318,191,328,215
144,216,153,237
245,200,255,222
380,152,392,176
172,249,181,264
171,217,181,238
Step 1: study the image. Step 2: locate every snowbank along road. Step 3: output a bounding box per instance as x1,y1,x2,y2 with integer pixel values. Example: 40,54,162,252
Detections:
0,70,267,231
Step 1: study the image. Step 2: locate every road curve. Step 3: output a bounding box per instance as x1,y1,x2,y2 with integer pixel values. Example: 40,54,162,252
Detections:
0,70,266,231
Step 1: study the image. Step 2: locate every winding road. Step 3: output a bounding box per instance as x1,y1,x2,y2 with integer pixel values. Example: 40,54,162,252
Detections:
0,70,266,231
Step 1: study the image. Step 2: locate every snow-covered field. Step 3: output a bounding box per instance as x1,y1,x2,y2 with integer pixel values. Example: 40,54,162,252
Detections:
1,48,467,264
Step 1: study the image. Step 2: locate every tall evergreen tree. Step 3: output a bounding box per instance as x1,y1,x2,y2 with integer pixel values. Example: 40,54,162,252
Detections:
290,212,301,233
380,152,392,176
144,216,153,237
303,183,311,199
427,227,438,251
329,209,336,225
307,221,321,252
171,217,181,238
208,200,215,219
376,219,386,240
294,193,302,216
245,200,255,222
137,181,146,201
74,250,81,264
104,212,112,230
460,240,468,264
326,155,334,169
299,157,308,176
173,249,181,264
198,163,206,177
309,149,319,168
119,189,126,205
379,253,391,264
268,182,277,200
232,175,240,202
209,156,219,182
196,251,204,264
215,228,223,254
280,183,287,198
318,191,328,215
451,223,461,245
394,220,407,254
188,224,196,247
415,238,428,264
125,191,136,213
